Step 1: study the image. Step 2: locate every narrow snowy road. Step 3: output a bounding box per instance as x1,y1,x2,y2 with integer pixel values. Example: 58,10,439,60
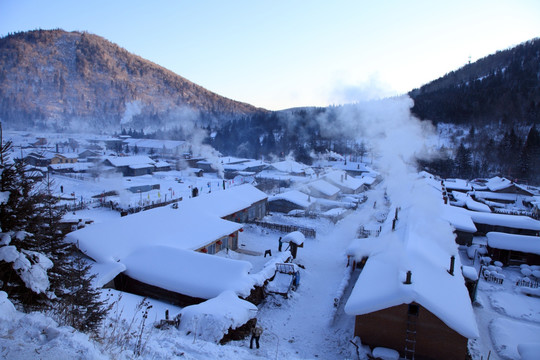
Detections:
255,190,383,359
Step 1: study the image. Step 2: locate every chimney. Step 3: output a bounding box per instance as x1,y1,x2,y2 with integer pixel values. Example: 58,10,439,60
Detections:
404,271,412,284
448,256,455,276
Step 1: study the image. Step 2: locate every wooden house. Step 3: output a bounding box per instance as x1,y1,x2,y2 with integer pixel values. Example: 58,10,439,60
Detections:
78,149,101,162
269,160,314,176
65,184,270,306
65,204,247,306
268,190,315,214
51,153,78,164
24,151,55,167
345,187,478,360
305,179,340,200
485,176,534,196
153,160,172,172
325,170,367,194
103,155,155,176
468,211,540,236
196,160,219,173
187,183,268,224
114,247,253,307
486,232,540,265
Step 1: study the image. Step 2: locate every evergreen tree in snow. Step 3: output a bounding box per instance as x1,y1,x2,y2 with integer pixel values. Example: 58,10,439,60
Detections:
455,142,472,179
519,125,540,184
1,140,110,331
0,140,53,307
58,251,111,333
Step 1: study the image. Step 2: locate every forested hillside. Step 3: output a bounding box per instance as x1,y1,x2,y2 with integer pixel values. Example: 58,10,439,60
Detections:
410,38,540,126
0,29,263,132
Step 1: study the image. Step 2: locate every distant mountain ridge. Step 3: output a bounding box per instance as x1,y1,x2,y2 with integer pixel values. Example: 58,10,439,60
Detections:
410,38,540,126
0,29,264,132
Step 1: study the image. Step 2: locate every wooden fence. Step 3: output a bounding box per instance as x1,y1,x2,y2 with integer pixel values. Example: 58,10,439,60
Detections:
516,278,539,288
253,221,316,238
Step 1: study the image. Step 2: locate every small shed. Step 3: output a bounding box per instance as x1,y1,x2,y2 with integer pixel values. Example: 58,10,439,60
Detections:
281,231,305,259
305,179,341,200
178,290,257,344
325,170,367,194
486,232,540,265
103,155,156,176
268,190,315,213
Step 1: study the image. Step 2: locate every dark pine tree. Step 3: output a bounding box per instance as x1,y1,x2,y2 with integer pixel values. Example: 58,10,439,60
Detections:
455,142,472,179
519,125,540,184
59,251,111,334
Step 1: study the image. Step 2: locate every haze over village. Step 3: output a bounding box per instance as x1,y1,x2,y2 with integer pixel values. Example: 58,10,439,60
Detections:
2,2,540,360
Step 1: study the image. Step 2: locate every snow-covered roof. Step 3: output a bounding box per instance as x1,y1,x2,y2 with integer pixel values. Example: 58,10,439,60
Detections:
323,207,347,217
467,210,540,231
270,160,313,175
89,261,126,288
313,160,370,173
49,162,93,171
179,184,267,218
269,190,313,208
440,205,478,233
255,170,310,184
472,191,530,202
104,155,155,167
124,138,186,150
123,246,254,299
220,157,252,165
346,238,381,259
223,160,268,171
282,231,305,245
178,290,257,343
359,174,377,186
65,206,243,263
443,178,475,191
128,163,154,170
154,160,171,169
486,232,540,255
486,176,514,192
324,170,366,191
452,191,492,212
344,179,479,339
55,152,78,159
307,179,340,197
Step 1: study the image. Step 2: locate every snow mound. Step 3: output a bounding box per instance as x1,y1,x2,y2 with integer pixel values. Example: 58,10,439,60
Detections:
178,290,257,343
489,318,540,360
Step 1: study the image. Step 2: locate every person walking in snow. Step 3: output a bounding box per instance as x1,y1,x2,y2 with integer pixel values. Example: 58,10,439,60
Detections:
250,322,263,349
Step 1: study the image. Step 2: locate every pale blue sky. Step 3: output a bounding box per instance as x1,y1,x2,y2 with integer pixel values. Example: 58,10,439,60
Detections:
1,0,539,110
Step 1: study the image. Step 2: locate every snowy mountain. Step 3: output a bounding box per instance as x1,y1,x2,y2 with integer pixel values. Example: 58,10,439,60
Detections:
0,29,265,132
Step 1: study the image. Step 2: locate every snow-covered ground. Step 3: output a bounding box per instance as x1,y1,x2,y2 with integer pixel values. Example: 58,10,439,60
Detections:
461,249,540,360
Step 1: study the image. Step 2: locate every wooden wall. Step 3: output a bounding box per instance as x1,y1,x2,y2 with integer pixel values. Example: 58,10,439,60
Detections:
354,303,469,360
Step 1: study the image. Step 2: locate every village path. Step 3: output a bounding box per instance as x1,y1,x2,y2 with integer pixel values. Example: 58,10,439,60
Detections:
255,189,385,359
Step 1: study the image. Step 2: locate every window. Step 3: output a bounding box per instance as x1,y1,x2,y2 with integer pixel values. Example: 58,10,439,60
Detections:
207,243,216,255
408,304,419,316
